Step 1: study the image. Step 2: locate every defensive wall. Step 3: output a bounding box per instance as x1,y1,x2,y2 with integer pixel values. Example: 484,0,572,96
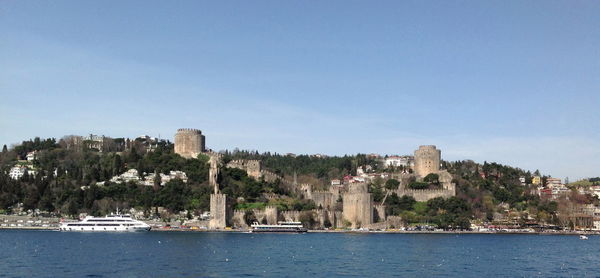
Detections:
394,188,455,202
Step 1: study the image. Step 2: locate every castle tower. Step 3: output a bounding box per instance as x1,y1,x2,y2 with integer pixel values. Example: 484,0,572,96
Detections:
208,153,227,229
209,194,227,229
414,145,441,177
265,206,278,225
246,160,262,179
174,128,205,159
342,183,373,228
209,154,221,194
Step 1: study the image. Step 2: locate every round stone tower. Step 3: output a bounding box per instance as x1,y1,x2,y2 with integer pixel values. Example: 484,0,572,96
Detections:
414,145,441,177
174,128,206,159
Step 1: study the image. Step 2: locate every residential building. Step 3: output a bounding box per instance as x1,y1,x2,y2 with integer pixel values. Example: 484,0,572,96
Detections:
384,155,414,168
26,151,37,161
9,166,27,180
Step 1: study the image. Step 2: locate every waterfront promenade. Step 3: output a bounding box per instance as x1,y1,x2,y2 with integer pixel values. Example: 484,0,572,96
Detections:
3,225,598,236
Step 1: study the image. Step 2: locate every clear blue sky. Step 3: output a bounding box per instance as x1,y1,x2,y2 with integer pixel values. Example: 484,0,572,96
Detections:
1,1,599,180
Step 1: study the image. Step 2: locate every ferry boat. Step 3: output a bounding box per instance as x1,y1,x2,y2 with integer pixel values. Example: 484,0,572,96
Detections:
250,221,308,233
60,212,151,232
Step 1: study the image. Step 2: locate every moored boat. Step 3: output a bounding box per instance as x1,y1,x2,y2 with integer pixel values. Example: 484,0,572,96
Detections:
250,221,308,233
60,212,151,232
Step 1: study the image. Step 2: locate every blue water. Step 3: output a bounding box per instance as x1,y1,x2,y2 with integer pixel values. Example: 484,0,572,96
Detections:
0,231,598,277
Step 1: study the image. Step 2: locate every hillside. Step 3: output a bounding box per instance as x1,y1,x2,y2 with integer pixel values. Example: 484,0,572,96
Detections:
0,136,594,230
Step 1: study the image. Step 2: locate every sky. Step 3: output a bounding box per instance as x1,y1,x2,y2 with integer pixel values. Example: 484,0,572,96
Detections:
1,1,599,180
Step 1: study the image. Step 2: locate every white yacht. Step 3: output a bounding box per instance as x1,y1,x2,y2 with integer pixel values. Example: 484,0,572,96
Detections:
60,212,151,232
250,221,308,233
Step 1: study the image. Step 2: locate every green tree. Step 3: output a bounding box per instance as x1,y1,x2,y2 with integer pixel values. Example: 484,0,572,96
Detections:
112,154,123,176
381,179,400,205
423,173,439,184
244,210,257,226
153,171,161,191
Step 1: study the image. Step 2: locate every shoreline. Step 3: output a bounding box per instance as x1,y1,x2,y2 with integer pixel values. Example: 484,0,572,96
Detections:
3,226,598,235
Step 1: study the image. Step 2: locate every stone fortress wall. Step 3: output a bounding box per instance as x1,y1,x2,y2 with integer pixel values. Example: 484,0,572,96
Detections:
300,184,335,210
174,128,205,159
175,127,455,230
226,160,262,179
342,182,373,229
231,206,279,229
395,188,454,202
227,159,304,195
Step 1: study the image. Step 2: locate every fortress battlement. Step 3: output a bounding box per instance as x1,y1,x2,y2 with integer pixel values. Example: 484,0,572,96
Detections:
176,128,202,134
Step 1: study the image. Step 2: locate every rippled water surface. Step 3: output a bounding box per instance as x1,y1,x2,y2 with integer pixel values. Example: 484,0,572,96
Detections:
0,230,598,277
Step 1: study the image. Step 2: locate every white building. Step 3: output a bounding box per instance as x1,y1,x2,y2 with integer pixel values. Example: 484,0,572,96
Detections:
100,169,188,187
159,170,188,185
591,186,600,199
26,151,37,161
110,169,141,184
384,156,414,168
9,166,27,180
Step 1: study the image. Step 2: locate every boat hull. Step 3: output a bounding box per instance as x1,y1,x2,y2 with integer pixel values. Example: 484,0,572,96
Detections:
60,226,151,232
251,228,308,233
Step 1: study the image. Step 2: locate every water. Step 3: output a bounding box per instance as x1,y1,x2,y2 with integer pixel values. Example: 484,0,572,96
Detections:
0,231,597,277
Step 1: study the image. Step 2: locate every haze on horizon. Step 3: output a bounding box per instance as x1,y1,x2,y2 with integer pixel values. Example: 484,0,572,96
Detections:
1,1,598,180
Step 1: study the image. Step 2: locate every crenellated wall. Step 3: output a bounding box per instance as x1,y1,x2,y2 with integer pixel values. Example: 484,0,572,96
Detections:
282,211,301,222
226,160,262,179
311,191,335,210
393,188,454,202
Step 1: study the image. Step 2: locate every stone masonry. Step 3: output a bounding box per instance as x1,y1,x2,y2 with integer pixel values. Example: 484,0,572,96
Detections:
174,128,205,159
414,145,441,178
342,182,373,228
226,160,262,179
208,153,227,229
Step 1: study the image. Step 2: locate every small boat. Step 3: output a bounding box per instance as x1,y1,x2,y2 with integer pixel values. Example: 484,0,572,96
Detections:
250,221,308,233
580,235,588,240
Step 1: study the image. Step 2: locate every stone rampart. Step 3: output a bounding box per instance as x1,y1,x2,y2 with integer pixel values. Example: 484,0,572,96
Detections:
226,159,262,179
232,210,248,229
394,188,454,202
265,206,278,225
282,211,301,222
312,191,334,210
343,189,373,229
